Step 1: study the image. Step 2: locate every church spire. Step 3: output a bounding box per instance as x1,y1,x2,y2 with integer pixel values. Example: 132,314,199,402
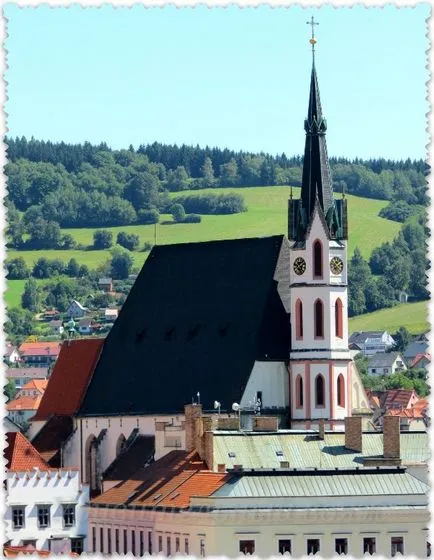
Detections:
288,19,347,242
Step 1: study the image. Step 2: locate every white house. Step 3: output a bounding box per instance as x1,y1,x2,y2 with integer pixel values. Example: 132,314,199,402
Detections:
4,432,89,554
66,300,87,319
349,331,396,356
367,352,407,376
78,318,93,335
4,343,21,364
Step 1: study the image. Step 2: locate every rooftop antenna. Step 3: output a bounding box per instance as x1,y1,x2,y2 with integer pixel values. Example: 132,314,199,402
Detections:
197,391,201,405
214,401,221,415
232,402,240,429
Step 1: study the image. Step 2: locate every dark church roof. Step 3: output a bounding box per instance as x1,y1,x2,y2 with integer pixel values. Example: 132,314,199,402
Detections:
78,236,290,417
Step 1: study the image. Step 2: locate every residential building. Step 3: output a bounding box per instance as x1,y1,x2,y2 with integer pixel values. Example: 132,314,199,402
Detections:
381,389,420,411
349,331,395,356
48,319,64,336
6,367,49,390
410,352,431,371
4,343,21,364
42,309,60,321
18,342,61,368
367,352,407,376
6,380,48,429
88,410,429,557
104,308,118,322
4,432,88,554
98,278,113,292
66,300,87,319
403,340,429,365
78,318,93,335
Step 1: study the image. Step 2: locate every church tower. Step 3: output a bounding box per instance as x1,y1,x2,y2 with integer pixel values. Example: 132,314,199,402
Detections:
288,20,351,430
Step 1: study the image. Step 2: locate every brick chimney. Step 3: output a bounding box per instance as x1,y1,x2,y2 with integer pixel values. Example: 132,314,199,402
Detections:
184,404,203,452
318,418,325,440
344,416,362,452
252,416,279,432
383,415,400,459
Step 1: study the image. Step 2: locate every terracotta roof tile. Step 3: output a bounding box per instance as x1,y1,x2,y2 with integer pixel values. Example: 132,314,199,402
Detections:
20,379,48,393
156,471,229,508
5,432,51,471
6,395,42,411
382,389,417,409
18,342,61,357
33,338,104,421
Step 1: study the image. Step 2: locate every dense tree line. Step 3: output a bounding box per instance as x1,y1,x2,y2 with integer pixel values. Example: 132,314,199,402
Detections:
172,193,246,215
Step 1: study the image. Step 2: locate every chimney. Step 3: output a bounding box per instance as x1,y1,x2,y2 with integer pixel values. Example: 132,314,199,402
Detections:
184,404,203,452
318,418,325,440
345,416,362,452
252,416,279,432
217,464,226,473
383,415,400,459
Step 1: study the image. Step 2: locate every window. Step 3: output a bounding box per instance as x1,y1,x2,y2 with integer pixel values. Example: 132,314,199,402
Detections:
62,504,76,528
148,532,153,555
140,531,144,556
363,537,376,555
296,299,303,339
391,537,404,556
371,368,377,374
239,540,255,555
315,375,325,407
278,540,292,555
70,538,84,555
37,505,51,529
335,538,348,555
337,374,345,408
200,538,206,557
335,298,343,338
167,536,171,556
12,506,25,529
100,527,104,554
92,527,96,553
124,529,128,554
313,240,323,277
107,529,112,555
158,535,163,553
314,299,324,338
296,375,304,408
185,537,189,555
132,530,136,556
307,539,320,555
256,391,262,406
175,537,180,553
115,529,120,554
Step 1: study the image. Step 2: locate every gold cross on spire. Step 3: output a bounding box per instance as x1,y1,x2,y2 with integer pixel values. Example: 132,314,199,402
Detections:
306,16,319,55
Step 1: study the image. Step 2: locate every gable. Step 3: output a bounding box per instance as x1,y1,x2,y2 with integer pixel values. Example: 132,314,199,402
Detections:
79,236,290,416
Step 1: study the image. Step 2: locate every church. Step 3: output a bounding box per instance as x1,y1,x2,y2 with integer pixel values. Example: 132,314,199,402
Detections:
29,32,368,496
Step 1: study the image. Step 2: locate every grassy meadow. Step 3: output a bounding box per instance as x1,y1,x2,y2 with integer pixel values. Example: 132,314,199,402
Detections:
348,301,429,335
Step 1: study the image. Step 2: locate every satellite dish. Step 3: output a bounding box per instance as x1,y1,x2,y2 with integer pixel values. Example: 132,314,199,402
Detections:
232,402,240,412
214,401,221,409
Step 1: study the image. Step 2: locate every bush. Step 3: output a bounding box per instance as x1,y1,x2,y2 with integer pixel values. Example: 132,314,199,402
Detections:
93,230,113,249
379,200,421,223
137,208,160,224
7,257,30,279
172,193,246,215
117,232,140,251
171,203,186,223
142,242,154,252
183,213,202,223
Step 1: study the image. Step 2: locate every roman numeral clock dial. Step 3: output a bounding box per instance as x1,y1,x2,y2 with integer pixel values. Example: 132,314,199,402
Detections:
330,256,344,275
293,257,306,275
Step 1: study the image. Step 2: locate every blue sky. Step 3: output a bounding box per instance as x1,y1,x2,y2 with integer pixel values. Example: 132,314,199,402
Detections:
4,4,430,160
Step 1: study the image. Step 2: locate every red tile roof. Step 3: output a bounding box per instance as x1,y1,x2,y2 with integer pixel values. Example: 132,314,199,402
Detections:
19,379,48,393
33,338,104,421
410,353,431,368
381,389,418,410
92,450,229,509
6,395,43,411
4,545,51,557
18,341,61,357
5,432,51,471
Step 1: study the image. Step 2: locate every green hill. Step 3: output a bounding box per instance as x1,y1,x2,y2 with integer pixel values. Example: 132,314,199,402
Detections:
349,301,429,335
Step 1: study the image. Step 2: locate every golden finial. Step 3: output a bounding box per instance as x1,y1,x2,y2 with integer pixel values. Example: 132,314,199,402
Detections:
306,16,319,56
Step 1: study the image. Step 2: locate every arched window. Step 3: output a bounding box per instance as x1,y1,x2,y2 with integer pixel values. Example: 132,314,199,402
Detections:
313,240,323,278
315,374,325,407
296,375,303,408
314,299,324,338
335,298,343,339
295,299,303,339
337,374,345,408
85,435,97,488
116,434,127,456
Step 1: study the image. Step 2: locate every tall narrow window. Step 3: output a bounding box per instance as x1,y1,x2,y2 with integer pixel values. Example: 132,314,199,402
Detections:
337,374,345,408
314,299,324,338
315,375,325,407
107,529,112,555
335,298,343,338
100,528,104,554
296,299,303,339
296,375,304,408
313,240,323,277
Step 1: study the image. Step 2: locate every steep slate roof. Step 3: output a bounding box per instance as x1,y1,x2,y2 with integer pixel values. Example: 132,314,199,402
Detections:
368,352,402,368
79,236,290,416
33,338,104,421
104,435,155,481
404,341,429,360
349,331,385,345
5,432,50,471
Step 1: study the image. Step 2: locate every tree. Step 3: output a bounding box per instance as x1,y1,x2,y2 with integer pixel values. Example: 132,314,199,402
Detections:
392,327,410,353
93,230,113,249
166,166,190,192
22,277,41,312
138,208,159,224
200,157,215,187
5,307,35,343
4,378,17,402
124,172,160,210
116,232,140,251
110,247,134,279
62,233,77,249
171,203,186,223
66,258,80,277
7,257,29,280
219,158,239,186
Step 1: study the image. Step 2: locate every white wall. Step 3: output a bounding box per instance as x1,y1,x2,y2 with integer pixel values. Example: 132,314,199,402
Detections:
5,469,89,552
240,361,289,410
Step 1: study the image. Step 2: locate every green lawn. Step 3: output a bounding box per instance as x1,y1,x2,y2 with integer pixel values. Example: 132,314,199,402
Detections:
7,187,399,272
349,301,429,335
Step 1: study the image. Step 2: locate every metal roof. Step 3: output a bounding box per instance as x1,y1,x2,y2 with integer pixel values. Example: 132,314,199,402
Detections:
212,432,429,470
213,471,428,498
368,352,401,368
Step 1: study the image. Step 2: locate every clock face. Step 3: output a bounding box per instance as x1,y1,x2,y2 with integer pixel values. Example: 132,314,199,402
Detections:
330,256,344,275
293,257,307,276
